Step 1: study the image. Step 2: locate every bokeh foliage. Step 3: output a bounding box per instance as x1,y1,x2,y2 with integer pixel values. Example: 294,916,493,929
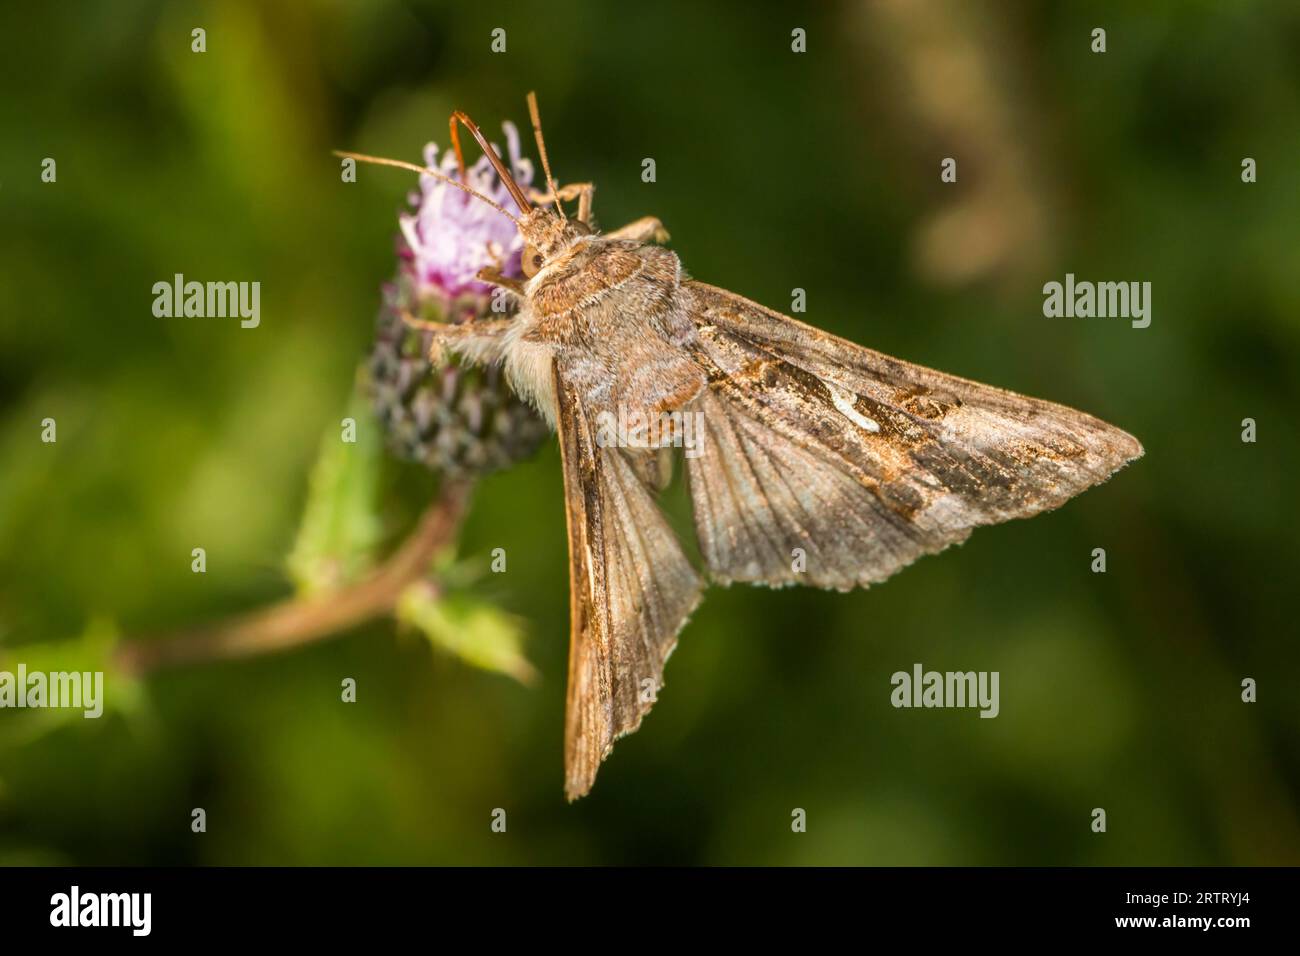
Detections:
0,0,1297,864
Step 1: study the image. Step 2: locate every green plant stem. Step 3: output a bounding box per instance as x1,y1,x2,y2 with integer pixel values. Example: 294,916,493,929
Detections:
114,480,474,676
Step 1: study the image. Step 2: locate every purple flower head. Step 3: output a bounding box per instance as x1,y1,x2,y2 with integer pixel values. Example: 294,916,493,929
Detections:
398,121,533,300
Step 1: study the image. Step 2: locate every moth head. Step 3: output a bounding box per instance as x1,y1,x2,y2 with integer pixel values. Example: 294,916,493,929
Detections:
333,92,585,280
515,91,592,277
518,209,591,276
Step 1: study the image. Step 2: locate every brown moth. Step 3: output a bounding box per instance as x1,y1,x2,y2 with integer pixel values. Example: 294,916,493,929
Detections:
340,93,1142,801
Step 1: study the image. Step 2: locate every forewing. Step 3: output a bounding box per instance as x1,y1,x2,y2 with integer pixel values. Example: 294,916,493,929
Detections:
681,281,1142,590
555,361,704,800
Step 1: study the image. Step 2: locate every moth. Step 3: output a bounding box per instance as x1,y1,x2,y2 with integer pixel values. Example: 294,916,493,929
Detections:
340,93,1142,801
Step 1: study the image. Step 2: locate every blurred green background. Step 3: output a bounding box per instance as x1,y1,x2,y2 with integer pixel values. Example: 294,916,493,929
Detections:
2,0,1298,865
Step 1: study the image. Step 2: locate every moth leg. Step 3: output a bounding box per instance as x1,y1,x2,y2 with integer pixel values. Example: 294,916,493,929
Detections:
574,184,594,225
399,309,513,364
529,182,595,224
476,267,526,296
605,216,670,244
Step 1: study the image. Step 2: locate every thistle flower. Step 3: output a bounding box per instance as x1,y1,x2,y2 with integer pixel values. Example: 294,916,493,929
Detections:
398,121,534,301
369,122,547,477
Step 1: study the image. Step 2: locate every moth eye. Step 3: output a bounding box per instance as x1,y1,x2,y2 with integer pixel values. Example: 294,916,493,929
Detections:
521,245,544,278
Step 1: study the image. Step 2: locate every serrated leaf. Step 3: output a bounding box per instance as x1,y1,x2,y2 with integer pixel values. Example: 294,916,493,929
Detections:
396,584,537,686
287,383,383,595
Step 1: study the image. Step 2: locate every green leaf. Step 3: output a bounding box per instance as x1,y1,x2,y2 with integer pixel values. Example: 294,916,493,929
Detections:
396,584,537,686
286,383,383,595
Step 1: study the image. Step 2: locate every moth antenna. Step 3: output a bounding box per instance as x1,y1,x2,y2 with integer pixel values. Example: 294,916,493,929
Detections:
332,150,521,226
526,91,565,221
447,110,533,215
448,114,467,183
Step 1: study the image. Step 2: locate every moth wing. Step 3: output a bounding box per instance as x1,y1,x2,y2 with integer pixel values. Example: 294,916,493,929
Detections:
681,281,1142,590
554,361,704,800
